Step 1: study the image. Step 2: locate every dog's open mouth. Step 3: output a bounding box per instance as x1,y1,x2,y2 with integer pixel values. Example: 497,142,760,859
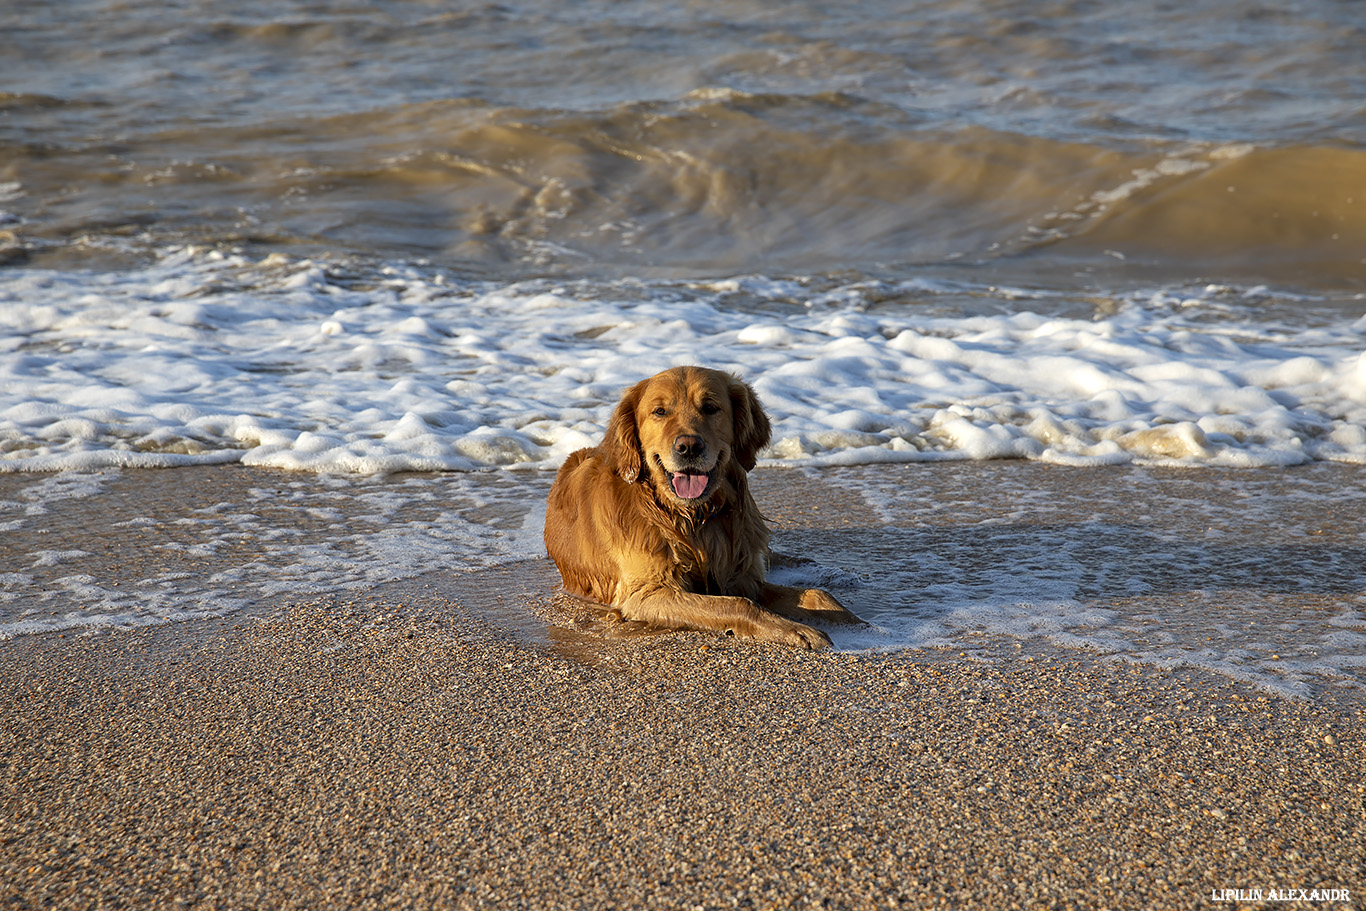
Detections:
666,468,711,500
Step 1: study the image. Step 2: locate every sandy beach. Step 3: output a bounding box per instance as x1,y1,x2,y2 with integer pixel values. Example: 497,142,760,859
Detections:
1,465,1363,910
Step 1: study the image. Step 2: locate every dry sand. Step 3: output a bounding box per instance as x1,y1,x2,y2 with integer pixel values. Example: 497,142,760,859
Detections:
1,466,1363,910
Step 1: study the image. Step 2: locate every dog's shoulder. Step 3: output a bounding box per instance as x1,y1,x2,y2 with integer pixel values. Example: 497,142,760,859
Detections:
551,445,630,499
548,444,657,537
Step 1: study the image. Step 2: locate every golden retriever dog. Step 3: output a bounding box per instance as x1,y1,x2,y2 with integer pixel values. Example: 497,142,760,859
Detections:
544,366,861,649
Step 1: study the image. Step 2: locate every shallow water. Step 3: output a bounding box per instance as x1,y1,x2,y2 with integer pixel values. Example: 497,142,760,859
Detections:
808,462,1366,703
1,464,1362,705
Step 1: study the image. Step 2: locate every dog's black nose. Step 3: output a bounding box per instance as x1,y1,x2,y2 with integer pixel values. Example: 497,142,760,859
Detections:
674,435,705,459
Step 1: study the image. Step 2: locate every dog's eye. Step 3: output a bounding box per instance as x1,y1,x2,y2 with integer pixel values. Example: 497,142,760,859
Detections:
652,406,669,417
701,402,721,415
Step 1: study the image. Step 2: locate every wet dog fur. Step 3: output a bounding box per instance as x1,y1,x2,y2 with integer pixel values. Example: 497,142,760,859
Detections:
544,366,860,649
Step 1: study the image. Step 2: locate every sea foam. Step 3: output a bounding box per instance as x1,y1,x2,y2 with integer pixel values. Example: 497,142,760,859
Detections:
1,249,1364,474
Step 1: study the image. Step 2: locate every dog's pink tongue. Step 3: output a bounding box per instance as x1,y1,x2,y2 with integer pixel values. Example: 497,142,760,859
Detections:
672,471,708,499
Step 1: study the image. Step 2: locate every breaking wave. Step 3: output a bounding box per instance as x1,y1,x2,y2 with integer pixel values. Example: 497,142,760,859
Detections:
6,92,1365,284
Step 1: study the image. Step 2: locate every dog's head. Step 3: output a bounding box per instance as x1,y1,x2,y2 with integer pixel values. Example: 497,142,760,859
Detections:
601,366,771,506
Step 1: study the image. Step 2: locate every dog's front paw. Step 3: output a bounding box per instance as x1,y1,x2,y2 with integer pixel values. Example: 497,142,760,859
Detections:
767,617,834,650
798,588,864,625
730,614,832,650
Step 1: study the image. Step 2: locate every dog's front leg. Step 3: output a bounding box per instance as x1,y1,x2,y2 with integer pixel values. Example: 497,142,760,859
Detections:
620,587,832,650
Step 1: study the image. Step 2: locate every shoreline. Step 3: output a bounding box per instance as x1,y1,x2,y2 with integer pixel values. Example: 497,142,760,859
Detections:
1,463,1363,908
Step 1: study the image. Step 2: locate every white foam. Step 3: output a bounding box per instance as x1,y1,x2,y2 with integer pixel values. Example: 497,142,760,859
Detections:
2,250,1364,474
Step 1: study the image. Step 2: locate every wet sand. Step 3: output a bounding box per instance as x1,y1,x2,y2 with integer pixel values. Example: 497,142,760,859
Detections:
1,467,1363,909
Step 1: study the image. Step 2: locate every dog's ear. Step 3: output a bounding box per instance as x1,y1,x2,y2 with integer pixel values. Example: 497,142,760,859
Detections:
729,375,771,472
600,378,647,483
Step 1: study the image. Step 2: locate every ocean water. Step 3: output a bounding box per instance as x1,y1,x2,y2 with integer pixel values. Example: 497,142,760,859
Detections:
2,1,1364,698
